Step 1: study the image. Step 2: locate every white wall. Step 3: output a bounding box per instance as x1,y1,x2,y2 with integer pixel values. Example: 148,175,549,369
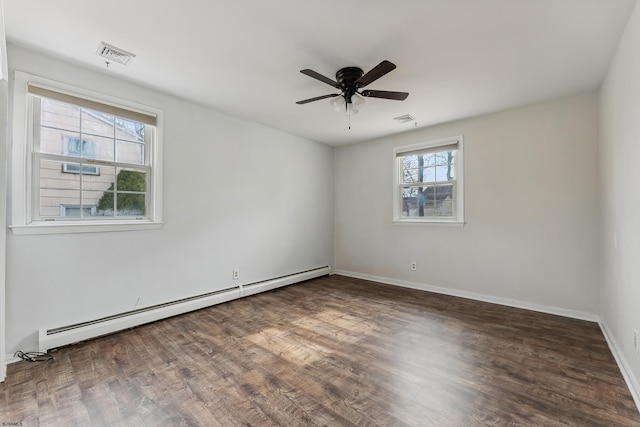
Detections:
5,44,334,354
335,93,599,315
599,0,640,400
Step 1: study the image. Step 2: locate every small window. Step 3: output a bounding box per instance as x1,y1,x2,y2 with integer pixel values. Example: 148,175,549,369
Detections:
10,71,164,234
60,205,97,217
61,138,100,175
62,163,100,175
393,136,464,225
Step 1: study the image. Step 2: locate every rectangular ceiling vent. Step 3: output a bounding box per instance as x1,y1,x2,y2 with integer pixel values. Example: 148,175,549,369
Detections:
393,114,416,124
393,114,416,123
96,42,136,65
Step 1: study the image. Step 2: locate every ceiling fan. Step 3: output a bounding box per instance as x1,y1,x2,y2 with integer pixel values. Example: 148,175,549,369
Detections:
296,60,409,113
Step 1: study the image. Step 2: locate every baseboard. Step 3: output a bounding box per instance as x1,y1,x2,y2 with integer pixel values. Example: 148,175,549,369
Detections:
242,266,332,297
332,270,599,322
599,320,640,412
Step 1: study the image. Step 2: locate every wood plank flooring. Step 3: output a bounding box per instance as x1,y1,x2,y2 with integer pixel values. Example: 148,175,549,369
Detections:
1,274,639,426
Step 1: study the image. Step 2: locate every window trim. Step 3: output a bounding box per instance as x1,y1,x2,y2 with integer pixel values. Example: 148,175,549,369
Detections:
392,135,465,226
10,70,164,235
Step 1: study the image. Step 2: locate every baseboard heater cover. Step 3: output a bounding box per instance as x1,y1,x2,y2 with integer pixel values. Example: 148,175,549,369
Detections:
241,266,331,297
39,266,331,352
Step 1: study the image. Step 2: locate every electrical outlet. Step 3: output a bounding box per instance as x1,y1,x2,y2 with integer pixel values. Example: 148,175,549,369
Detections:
233,268,240,280
410,261,417,271
634,330,639,354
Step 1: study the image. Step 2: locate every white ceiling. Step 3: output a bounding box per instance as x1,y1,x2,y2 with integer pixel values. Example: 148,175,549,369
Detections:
3,0,637,146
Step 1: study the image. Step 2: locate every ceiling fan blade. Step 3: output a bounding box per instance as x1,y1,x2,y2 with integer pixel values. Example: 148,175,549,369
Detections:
300,69,339,88
361,90,409,101
296,93,340,104
356,60,397,88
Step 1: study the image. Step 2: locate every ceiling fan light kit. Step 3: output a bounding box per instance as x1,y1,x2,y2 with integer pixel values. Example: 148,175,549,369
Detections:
330,95,345,112
350,93,365,113
296,60,409,127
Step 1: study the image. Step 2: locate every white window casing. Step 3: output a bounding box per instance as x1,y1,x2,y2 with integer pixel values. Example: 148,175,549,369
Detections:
393,135,465,226
10,71,164,235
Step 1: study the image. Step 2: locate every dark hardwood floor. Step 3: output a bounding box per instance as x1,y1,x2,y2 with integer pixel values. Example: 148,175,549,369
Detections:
1,274,639,426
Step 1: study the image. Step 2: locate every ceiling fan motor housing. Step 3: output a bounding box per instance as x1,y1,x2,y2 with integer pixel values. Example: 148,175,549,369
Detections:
336,67,364,102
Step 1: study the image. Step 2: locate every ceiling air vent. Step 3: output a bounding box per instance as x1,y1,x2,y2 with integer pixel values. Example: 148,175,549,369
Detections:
393,114,415,124
96,42,136,65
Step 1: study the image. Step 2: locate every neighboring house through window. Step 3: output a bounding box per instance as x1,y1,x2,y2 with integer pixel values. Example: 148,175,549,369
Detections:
393,136,464,225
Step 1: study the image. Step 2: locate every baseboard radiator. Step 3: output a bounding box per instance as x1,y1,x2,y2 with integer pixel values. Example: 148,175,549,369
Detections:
38,266,331,352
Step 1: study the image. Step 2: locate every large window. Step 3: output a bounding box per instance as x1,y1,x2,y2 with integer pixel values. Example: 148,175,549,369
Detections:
393,136,464,225
11,72,163,234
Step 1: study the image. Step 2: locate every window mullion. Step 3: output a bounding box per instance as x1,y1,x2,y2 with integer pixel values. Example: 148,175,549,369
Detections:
79,107,84,218
112,114,117,217
79,162,84,218
35,152,147,171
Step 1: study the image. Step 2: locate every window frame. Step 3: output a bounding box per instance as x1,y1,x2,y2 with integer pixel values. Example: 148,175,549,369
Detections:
393,135,465,226
10,71,164,235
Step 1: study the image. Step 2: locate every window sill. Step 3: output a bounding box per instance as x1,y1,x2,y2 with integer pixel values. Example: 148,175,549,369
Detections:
393,219,465,227
10,220,164,235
